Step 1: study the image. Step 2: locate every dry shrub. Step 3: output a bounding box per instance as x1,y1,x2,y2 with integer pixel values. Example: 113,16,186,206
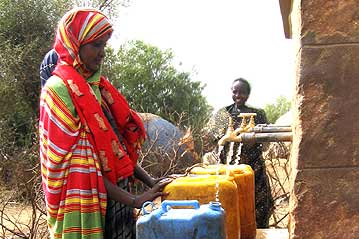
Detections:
134,123,200,194
137,113,200,178
0,145,48,238
263,141,291,228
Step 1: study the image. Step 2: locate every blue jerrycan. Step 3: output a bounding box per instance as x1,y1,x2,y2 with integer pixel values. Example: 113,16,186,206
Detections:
136,200,226,239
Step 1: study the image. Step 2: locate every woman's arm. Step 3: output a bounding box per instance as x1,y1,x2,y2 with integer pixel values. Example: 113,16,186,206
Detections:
134,164,157,188
103,176,172,209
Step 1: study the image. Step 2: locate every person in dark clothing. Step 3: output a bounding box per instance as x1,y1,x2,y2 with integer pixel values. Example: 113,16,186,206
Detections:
205,77,273,228
39,48,58,87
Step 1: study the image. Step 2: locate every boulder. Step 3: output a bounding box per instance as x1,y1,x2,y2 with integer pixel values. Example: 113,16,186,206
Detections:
138,113,195,177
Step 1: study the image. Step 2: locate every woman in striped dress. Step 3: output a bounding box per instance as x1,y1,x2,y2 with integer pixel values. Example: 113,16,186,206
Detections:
39,8,171,238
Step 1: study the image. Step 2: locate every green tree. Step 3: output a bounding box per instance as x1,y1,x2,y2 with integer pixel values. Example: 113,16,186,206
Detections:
102,40,213,128
72,0,130,18
0,0,70,153
264,96,291,123
0,0,124,154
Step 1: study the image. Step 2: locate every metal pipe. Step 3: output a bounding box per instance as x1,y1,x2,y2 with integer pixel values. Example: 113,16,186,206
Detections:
240,132,293,144
250,125,292,133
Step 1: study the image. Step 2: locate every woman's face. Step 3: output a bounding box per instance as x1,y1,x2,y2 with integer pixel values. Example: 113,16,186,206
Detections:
79,33,111,72
231,80,249,108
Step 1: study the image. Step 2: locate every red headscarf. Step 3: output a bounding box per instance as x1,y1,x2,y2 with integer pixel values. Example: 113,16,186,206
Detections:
54,8,113,75
52,8,146,183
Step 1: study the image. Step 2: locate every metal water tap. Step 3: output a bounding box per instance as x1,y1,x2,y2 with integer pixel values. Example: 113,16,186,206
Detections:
218,117,238,146
218,113,293,146
218,113,257,146
238,113,257,132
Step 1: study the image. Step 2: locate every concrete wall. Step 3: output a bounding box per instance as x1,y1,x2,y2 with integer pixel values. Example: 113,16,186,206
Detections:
289,0,359,238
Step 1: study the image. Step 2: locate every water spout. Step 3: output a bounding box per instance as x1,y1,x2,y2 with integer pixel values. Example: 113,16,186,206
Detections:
218,113,293,146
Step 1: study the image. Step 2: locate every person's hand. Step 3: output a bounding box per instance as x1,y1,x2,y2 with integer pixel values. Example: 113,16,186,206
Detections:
134,178,173,208
147,177,162,188
152,177,173,191
148,175,178,188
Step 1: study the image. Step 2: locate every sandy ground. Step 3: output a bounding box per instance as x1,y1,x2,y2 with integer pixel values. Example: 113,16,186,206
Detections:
0,186,47,238
1,204,33,237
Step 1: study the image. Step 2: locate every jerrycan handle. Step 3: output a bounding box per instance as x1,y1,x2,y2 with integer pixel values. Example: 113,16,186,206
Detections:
141,201,157,215
161,200,200,213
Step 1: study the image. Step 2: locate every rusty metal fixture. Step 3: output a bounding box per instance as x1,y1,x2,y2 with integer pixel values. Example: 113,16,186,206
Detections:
240,132,293,144
249,124,292,133
218,113,293,146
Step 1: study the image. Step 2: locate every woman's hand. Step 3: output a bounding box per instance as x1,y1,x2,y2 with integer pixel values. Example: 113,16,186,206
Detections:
147,177,164,188
148,174,181,187
133,178,173,208
134,164,176,188
134,165,159,188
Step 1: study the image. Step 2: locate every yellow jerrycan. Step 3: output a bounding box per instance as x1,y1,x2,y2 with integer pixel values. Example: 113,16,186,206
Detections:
163,174,240,239
190,164,256,239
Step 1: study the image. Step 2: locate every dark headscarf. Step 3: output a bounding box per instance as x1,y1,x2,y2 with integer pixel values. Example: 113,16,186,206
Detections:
39,49,58,87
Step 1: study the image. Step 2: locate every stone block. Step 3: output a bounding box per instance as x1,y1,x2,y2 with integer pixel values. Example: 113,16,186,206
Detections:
289,168,359,239
294,45,359,169
299,0,359,44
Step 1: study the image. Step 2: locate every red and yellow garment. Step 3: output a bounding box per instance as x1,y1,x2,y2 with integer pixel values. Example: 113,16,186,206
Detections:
39,8,145,238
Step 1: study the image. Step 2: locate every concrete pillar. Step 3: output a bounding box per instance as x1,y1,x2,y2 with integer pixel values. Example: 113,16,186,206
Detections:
289,0,359,238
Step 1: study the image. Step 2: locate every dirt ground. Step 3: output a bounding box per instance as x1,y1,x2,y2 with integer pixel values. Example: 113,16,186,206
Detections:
1,204,33,235
0,186,48,238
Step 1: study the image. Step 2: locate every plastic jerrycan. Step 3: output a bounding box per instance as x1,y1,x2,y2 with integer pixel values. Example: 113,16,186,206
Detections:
136,200,226,239
163,175,240,239
190,164,256,239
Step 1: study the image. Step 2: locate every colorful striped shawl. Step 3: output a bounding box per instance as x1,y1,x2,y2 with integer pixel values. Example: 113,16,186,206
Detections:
53,64,145,183
54,8,113,76
40,75,107,238
39,71,146,237
39,8,146,238
52,7,146,182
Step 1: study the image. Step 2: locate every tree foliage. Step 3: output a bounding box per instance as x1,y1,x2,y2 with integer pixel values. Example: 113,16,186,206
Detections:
263,96,291,123
71,0,130,18
0,0,70,154
0,0,126,156
102,40,213,128
0,2,211,235
0,0,211,164
0,0,211,155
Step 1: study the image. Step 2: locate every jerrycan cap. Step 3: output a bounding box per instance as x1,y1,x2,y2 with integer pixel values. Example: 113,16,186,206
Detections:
141,201,158,215
209,201,222,211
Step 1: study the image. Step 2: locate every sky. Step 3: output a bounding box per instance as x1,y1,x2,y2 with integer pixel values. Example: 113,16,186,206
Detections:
110,0,296,112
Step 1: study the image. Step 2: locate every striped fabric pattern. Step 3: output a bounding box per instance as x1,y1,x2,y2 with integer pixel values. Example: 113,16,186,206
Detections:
40,76,107,238
40,8,146,238
54,8,113,74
